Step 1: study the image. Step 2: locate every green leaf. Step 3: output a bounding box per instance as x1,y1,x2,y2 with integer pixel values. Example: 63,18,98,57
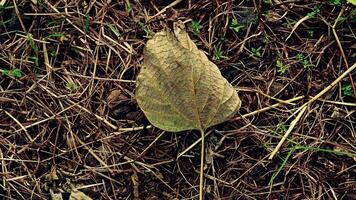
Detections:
342,83,353,97
230,18,244,33
84,14,90,32
47,33,65,38
191,20,203,35
11,69,22,78
2,69,10,76
346,0,356,5
2,68,23,78
136,23,241,132
126,2,133,13
65,82,79,92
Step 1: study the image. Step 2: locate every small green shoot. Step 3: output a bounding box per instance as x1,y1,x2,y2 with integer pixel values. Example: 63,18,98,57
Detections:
65,82,79,92
36,0,48,9
0,19,12,26
263,35,271,44
138,21,154,37
1,68,23,78
29,56,40,70
282,19,295,28
276,60,288,74
337,16,348,24
350,9,356,22
295,53,314,68
263,124,288,149
230,18,245,33
269,144,356,186
296,53,304,60
27,34,41,72
269,146,296,185
275,124,288,135
307,30,314,37
213,45,227,60
0,5,14,14
70,47,79,55
302,59,314,68
84,14,90,33
251,46,262,57
27,34,39,53
307,6,321,18
126,2,133,13
47,33,65,38
328,0,344,6
218,35,226,43
191,20,203,35
49,48,57,58
342,83,353,97
47,18,66,26
108,24,121,38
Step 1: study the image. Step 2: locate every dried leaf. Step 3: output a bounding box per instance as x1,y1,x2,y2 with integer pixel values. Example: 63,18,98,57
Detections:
50,192,63,200
136,23,241,132
50,190,92,200
69,190,92,200
107,89,127,108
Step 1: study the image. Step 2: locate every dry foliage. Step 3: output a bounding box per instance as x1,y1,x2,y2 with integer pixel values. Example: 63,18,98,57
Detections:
136,22,240,132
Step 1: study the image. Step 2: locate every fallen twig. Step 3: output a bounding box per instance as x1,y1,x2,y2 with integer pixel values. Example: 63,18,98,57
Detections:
269,63,356,159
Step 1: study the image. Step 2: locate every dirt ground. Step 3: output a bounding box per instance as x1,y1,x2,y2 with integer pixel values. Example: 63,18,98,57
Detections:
0,0,355,199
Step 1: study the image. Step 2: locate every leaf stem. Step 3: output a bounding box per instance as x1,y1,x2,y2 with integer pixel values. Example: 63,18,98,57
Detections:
199,129,205,200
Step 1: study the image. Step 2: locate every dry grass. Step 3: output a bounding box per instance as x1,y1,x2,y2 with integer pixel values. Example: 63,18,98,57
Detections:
0,0,355,199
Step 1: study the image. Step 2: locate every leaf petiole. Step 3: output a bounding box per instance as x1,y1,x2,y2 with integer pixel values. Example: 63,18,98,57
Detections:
199,129,205,200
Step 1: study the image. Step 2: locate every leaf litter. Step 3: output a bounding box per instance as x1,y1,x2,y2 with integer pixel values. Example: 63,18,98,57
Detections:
0,1,355,199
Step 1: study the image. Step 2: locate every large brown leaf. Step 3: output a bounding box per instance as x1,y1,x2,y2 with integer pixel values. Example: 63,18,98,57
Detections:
135,23,241,132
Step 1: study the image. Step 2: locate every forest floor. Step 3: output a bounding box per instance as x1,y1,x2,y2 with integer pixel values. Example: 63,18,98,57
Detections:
0,0,355,199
